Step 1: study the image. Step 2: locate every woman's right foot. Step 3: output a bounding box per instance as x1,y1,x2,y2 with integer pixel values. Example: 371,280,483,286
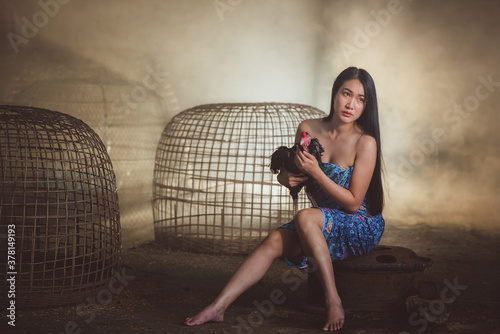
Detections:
323,302,344,331
184,303,225,326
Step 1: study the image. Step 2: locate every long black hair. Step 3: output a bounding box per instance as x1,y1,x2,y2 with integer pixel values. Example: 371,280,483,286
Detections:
324,67,384,215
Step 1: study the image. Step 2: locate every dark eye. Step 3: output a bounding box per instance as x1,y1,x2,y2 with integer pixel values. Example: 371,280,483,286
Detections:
343,92,350,97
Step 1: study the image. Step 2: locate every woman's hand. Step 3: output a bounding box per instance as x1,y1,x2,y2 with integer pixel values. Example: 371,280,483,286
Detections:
277,169,309,189
294,148,321,179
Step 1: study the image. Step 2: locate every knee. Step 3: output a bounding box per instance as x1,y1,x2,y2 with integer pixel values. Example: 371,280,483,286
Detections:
260,230,283,256
294,208,318,233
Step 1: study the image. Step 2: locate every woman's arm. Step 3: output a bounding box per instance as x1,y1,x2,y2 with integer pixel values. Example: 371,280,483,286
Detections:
277,170,309,188
295,135,377,213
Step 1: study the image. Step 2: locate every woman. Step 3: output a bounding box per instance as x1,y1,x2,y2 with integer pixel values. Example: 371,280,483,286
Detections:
185,67,385,331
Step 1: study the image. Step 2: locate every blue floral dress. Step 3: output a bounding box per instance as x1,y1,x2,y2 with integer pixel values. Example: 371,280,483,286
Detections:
278,162,385,269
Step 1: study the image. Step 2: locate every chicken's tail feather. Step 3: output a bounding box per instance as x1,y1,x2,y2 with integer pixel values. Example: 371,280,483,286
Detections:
293,197,299,216
290,187,301,216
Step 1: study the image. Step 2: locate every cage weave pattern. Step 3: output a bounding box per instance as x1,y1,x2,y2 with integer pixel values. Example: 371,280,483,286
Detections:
0,105,121,308
13,77,168,245
153,103,326,255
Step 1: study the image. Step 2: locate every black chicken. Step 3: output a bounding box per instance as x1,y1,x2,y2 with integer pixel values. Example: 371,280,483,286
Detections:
270,131,324,214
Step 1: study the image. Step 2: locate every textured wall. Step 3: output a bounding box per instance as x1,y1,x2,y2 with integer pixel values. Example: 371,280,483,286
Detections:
0,0,498,244
0,0,323,245
316,0,500,232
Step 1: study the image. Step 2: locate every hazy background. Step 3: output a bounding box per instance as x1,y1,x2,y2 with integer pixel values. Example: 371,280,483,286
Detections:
0,0,498,246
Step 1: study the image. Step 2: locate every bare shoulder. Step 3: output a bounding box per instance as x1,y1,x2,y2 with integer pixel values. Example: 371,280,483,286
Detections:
356,134,377,154
295,118,325,143
297,118,327,134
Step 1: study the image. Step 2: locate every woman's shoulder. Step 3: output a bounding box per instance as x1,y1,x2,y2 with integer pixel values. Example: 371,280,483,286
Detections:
297,118,326,132
356,133,377,153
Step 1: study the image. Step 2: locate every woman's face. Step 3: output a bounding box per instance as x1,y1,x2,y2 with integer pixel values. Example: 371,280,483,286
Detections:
333,79,366,123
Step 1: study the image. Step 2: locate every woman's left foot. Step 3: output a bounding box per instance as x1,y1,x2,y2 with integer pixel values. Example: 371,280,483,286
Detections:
184,303,225,326
323,302,344,331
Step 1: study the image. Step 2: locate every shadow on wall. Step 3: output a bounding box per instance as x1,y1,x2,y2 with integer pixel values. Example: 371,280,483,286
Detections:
0,40,178,246
2,0,500,241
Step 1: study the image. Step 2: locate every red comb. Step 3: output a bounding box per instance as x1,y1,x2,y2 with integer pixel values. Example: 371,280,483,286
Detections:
300,132,311,152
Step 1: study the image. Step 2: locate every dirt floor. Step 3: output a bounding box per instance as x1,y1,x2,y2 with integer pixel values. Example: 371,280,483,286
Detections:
2,223,500,334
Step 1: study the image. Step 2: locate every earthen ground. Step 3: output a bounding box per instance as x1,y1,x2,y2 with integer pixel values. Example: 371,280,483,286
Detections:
3,223,500,334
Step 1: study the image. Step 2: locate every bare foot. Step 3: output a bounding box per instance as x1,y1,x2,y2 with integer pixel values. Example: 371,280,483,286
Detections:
323,302,344,331
184,303,225,326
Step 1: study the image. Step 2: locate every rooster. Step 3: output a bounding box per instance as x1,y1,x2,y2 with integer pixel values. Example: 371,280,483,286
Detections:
270,131,324,214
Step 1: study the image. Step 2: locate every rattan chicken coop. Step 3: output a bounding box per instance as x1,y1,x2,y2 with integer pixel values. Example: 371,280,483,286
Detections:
153,103,326,255
13,78,169,245
0,105,121,308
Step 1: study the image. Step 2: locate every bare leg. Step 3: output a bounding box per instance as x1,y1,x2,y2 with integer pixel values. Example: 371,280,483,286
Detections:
184,228,301,326
294,208,344,331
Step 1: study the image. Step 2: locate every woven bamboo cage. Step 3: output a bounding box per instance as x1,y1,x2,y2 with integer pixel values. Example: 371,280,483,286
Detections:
153,103,326,255
0,105,121,308
13,78,169,245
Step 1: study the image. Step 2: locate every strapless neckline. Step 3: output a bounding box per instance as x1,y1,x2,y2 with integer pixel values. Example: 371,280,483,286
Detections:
320,162,354,169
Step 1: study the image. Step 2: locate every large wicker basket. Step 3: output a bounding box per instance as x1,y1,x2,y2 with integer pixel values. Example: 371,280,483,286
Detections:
153,103,326,255
0,105,121,308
